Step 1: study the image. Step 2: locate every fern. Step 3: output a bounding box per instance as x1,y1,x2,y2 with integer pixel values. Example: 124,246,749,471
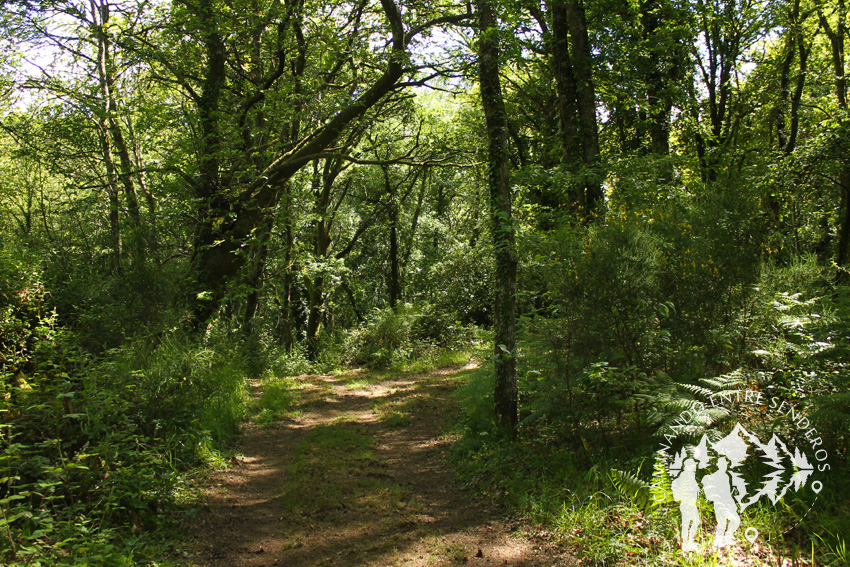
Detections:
700,368,747,391
677,382,714,398
648,452,673,508
610,462,651,511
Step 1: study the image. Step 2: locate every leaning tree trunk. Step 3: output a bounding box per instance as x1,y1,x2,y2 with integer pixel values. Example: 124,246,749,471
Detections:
476,0,518,436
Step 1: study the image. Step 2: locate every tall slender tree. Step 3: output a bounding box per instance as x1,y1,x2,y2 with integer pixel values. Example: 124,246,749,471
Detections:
476,0,518,435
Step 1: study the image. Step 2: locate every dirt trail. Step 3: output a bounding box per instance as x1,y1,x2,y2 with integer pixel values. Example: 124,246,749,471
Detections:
188,366,570,567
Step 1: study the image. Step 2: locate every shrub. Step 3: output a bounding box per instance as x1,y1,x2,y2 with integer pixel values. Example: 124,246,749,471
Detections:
517,185,765,443
1,312,250,565
267,343,314,377
343,303,479,368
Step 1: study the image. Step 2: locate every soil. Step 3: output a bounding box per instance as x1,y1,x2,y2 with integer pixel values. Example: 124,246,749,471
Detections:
186,365,573,567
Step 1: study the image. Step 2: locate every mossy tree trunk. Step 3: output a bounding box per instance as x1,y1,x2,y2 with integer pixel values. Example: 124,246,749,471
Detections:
476,0,518,436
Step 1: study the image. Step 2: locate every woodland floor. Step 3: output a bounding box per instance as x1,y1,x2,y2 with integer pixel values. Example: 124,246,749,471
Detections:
185,364,573,567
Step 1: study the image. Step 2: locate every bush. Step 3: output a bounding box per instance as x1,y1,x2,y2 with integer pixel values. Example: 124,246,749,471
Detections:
267,343,315,377
517,185,766,443
1,313,250,565
419,246,493,327
343,303,479,368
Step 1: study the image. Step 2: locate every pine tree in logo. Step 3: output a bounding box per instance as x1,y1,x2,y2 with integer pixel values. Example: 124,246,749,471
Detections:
740,432,814,509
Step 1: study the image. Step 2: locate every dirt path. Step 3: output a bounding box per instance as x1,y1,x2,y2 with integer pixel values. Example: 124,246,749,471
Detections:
187,366,570,567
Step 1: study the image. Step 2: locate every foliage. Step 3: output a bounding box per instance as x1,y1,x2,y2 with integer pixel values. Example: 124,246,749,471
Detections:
515,185,764,445
266,345,315,378
1,0,850,563
343,303,479,368
452,240,849,565
0,260,248,565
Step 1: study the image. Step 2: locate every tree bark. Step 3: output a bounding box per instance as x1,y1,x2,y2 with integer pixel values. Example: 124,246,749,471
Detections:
565,0,603,213
476,0,518,436
549,0,583,209
818,1,850,267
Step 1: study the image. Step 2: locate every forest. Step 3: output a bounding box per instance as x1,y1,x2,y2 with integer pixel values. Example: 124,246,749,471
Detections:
0,0,849,565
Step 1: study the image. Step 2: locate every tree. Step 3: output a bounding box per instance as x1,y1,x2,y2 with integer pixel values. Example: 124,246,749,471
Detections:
817,0,850,266
476,0,518,435
523,0,604,218
5,0,153,273
164,0,472,329
688,0,767,180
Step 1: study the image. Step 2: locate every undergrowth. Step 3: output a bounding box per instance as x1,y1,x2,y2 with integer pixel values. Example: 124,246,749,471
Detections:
449,281,849,567
0,322,250,565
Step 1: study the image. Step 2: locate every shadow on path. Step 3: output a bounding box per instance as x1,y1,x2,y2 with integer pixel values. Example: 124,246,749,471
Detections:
189,367,570,567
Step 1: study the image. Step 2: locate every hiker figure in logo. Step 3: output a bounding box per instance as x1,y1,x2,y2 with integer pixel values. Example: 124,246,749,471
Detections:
701,456,741,548
671,458,700,552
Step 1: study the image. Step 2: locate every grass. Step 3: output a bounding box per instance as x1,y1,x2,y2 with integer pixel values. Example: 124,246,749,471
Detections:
441,541,469,563
278,418,407,517
815,531,848,566
379,409,413,427
253,377,298,424
371,394,422,427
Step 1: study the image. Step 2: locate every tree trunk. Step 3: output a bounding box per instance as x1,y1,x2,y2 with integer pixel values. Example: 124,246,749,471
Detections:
304,274,324,355
91,0,146,268
786,34,808,155
818,0,847,108
818,1,850,267
188,0,229,329
837,171,850,267
389,202,400,309
476,0,518,436
126,113,159,257
91,0,121,274
549,0,583,210
640,0,672,157
241,216,272,336
99,126,122,274
383,164,402,310
565,0,603,213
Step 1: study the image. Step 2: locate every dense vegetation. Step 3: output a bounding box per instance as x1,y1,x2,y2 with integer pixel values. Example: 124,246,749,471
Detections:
0,0,848,564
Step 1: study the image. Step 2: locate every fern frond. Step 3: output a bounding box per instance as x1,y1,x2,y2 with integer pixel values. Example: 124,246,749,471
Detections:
659,397,705,413
701,372,747,391
610,465,651,510
649,452,673,508
678,383,713,398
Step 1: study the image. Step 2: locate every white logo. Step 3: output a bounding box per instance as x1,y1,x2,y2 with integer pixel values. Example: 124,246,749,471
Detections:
657,390,828,551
